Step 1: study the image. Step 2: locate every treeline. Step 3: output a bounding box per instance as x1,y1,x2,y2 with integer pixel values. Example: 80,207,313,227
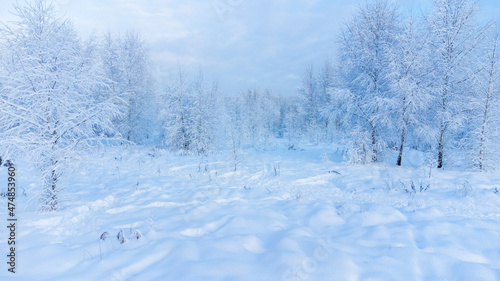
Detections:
157,0,500,172
296,0,500,170
0,0,499,211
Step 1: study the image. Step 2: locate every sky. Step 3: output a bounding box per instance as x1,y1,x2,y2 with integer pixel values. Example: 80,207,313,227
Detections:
1,0,499,96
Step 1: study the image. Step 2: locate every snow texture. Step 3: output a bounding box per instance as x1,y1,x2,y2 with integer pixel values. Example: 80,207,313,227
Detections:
0,145,498,280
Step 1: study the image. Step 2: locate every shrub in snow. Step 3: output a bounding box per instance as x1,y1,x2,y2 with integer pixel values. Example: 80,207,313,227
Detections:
131,230,142,240
147,216,159,231
117,229,127,244
100,232,110,241
344,126,383,165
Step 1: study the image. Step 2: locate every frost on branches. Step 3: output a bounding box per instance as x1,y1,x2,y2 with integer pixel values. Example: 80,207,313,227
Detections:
0,0,121,211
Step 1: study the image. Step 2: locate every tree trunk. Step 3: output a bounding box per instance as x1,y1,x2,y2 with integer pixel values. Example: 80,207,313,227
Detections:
397,126,406,166
437,126,445,168
437,88,447,169
397,100,408,167
50,167,58,211
479,50,494,170
479,92,490,171
371,127,377,162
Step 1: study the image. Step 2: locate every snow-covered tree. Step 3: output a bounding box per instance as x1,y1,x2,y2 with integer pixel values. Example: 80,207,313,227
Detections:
101,31,158,144
161,68,195,152
427,0,483,168
469,27,500,170
337,0,399,163
239,89,280,149
298,65,321,143
0,0,121,211
318,59,336,143
386,16,432,166
282,96,303,148
191,73,227,154
297,63,334,144
161,69,227,154
225,95,245,150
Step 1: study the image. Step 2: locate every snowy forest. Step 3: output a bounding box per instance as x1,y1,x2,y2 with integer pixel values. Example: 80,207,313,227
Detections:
1,0,498,210
0,0,499,280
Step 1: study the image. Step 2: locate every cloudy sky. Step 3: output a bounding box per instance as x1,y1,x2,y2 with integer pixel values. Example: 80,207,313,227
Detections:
1,0,499,96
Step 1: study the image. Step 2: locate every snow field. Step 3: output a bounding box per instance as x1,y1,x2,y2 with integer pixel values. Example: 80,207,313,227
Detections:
1,145,499,280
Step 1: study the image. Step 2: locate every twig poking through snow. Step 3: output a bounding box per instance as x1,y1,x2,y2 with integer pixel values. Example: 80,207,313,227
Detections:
117,229,127,244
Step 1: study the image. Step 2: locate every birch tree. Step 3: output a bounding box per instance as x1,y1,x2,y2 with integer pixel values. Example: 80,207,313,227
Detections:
427,0,482,168
471,27,500,170
386,16,432,166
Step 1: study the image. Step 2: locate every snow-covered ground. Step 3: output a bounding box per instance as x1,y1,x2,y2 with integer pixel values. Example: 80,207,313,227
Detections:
1,145,499,280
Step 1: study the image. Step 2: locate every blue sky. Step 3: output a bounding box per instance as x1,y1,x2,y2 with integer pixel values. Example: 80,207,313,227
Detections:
1,0,499,96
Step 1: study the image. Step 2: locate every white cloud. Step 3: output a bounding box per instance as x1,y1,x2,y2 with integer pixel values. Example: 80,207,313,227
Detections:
1,0,498,96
